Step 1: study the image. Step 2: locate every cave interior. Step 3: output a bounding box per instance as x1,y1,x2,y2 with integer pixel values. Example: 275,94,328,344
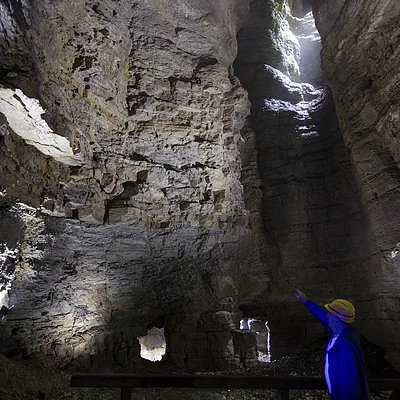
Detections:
0,0,399,384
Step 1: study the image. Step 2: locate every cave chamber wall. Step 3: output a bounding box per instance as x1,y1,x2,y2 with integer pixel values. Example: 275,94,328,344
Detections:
1,0,399,373
0,0,261,371
310,0,400,369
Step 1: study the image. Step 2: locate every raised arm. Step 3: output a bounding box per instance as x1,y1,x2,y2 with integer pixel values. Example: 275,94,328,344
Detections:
295,288,308,303
295,289,331,333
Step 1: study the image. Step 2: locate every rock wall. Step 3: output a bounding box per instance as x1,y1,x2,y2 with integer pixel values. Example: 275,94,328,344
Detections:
0,202,253,371
234,0,398,368
311,0,400,368
1,0,250,225
0,0,258,371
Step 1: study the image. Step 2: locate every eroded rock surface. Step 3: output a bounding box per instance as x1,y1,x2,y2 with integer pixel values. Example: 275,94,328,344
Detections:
1,0,251,225
234,0,399,370
0,0,254,371
311,0,400,368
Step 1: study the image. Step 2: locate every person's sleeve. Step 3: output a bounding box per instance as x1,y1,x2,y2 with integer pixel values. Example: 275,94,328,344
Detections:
336,338,367,399
304,300,331,332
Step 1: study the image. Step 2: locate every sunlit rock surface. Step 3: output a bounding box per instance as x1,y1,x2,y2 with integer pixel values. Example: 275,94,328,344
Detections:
0,88,81,208
1,0,250,225
234,0,392,364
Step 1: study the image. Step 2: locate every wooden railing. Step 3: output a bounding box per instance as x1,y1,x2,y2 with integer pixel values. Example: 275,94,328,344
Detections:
70,373,400,400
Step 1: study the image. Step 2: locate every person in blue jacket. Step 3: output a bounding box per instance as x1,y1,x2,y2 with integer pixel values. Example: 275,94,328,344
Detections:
296,289,370,399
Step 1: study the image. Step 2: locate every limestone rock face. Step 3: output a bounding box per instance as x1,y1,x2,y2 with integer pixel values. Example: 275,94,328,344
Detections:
0,205,251,370
313,0,400,250
0,88,81,208
312,0,400,369
1,0,251,225
0,0,255,371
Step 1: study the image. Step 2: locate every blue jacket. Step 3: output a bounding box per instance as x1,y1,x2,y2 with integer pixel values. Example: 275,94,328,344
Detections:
305,300,370,399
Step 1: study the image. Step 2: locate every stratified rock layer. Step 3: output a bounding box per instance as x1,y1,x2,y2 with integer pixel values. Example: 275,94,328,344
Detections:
234,0,398,367
311,0,400,368
0,204,252,370
0,0,255,371
1,0,251,225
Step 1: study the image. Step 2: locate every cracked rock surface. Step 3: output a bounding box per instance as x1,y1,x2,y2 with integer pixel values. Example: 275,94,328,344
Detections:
311,0,400,369
0,0,255,372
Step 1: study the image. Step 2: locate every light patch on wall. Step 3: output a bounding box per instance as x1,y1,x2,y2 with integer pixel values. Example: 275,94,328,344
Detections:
0,243,18,310
389,243,400,259
0,88,81,166
240,318,271,363
137,327,166,362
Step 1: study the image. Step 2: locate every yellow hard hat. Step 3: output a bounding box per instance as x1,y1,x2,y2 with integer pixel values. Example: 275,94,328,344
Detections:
325,299,355,323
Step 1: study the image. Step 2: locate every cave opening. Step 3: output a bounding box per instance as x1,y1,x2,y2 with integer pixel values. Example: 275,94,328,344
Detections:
137,327,166,362
240,318,271,363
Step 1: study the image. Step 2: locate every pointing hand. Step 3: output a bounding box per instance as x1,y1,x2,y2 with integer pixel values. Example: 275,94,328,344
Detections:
295,288,307,303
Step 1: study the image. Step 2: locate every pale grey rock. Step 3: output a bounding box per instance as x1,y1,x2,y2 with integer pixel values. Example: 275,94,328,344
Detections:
0,0,254,371
0,200,253,370
0,89,81,165
1,0,251,226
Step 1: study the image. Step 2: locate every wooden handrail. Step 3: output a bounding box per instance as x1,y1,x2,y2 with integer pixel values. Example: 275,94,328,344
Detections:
71,374,327,389
70,374,400,400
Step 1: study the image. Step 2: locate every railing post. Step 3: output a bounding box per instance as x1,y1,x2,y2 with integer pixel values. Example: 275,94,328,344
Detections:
121,387,132,400
276,389,289,400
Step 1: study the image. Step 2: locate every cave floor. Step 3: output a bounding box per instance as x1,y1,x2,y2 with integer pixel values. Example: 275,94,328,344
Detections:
0,337,398,400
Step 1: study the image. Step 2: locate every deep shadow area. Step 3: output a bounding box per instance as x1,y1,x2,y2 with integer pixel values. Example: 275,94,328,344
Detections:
0,335,398,400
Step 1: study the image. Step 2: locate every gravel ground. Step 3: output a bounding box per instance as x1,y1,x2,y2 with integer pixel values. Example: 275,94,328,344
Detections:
0,336,399,400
